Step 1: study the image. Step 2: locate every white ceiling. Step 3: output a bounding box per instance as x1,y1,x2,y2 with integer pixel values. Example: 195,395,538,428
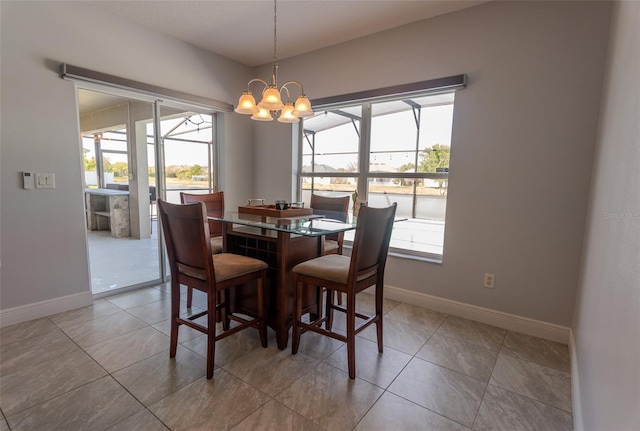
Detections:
88,0,487,67
78,91,129,116
79,0,486,115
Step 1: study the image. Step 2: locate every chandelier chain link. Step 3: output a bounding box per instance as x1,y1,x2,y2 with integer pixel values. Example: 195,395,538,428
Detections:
234,0,313,121
273,0,277,65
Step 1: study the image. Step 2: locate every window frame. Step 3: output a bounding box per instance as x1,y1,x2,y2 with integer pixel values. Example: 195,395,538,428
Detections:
297,75,465,261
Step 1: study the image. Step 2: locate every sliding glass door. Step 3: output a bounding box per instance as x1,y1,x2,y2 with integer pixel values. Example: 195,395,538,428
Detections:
155,107,216,204
78,89,216,296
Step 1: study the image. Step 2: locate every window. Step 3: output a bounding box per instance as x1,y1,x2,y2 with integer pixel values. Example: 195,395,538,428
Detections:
150,112,217,203
82,129,129,188
82,113,216,199
299,88,459,261
301,105,361,197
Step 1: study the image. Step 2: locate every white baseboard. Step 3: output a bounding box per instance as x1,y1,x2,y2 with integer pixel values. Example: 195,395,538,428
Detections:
569,329,583,431
0,291,93,328
384,284,571,344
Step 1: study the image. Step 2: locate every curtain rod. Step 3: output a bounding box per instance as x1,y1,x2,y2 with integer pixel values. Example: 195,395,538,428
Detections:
311,74,466,109
60,64,233,113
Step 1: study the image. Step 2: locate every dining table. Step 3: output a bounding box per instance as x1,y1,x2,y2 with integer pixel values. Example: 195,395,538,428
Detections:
209,209,357,349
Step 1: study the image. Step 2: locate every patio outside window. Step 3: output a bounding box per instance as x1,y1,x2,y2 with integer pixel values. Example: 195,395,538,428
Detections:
299,92,456,261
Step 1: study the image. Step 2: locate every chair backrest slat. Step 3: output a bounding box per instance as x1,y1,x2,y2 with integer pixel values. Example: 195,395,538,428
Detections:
180,191,225,237
158,199,214,286
310,194,350,242
349,203,397,284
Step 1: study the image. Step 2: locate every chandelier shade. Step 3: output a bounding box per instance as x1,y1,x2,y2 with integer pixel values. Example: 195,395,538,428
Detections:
258,86,285,110
251,106,274,121
293,95,313,117
277,102,298,123
235,91,259,115
235,0,313,123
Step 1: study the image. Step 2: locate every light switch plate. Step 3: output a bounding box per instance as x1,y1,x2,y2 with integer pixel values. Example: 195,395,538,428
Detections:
35,173,55,189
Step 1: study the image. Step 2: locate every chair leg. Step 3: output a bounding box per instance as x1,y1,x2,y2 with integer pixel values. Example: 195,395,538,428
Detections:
375,281,384,353
170,281,180,359
220,291,230,331
325,288,334,331
206,288,217,379
187,286,193,308
346,291,357,379
311,286,322,321
258,272,268,348
336,290,343,305
292,277,303,355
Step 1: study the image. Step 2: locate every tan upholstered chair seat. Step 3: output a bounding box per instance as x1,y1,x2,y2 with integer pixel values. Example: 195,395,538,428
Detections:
178,253,268,282
293,254,375,285
210,236,223,254
293,255,350,284
213,253,268,282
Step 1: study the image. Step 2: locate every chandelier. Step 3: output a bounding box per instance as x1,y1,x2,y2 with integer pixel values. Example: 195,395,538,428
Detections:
234,0,313,123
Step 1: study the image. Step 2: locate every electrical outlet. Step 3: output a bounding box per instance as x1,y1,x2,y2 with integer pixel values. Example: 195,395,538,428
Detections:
484,273,495,288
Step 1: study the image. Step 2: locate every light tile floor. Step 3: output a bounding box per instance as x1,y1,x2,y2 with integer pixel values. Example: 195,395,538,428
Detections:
0,286,573,431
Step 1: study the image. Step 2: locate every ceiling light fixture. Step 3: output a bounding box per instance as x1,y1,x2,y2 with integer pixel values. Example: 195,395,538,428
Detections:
234,0,313,123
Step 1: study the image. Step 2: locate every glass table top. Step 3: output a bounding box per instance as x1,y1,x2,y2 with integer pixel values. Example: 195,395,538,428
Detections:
209,211,357,237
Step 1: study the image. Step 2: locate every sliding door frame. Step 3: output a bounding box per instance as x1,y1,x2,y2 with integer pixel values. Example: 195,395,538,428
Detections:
65,65,230,296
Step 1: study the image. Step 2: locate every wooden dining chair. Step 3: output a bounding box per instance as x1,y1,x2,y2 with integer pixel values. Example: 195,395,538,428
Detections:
310,194,351,306
180,191,224,307
158,199,268,379
310,194,351,256
291,203,397,379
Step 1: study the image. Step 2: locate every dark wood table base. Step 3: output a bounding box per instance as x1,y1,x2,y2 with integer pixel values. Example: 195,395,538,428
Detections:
224,224,322,349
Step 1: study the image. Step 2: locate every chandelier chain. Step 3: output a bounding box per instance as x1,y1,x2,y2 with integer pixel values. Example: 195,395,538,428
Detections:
234,0,313,122
273,0,277,65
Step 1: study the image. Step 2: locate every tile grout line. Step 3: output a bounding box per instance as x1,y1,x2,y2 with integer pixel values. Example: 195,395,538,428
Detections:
489,333,574,415
64,314,178,430
54,310,191,431
481,381,574,416
52,310,188,431
374,312,478,430
349,311,458,430
2,288,574,430
239,294,399,431
470,327,508,429
1,317,113,423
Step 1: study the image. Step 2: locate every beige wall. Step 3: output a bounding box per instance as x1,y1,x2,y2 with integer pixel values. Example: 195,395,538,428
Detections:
254,1,613,326
0,1,253,312
572,1,640,429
